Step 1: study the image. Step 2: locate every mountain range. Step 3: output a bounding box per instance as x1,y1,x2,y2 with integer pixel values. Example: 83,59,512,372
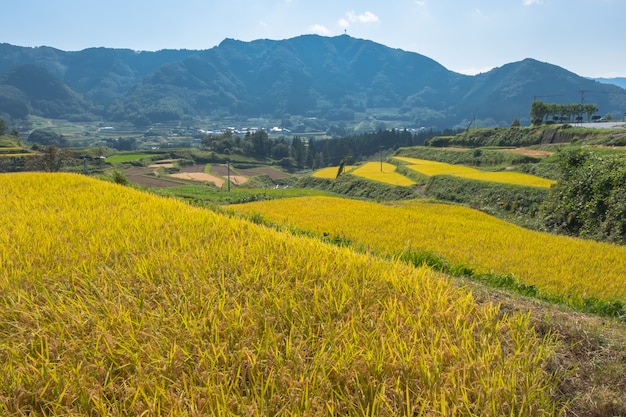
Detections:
1,35,625,129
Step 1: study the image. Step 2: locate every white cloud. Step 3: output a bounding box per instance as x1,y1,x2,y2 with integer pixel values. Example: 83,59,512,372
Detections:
415,1,426,6
523,0,543,5
310,24,331,35
347,11,379,24
338,11,379,30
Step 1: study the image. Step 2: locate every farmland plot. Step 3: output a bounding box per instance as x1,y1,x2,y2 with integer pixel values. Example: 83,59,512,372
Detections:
394,156,555,188
0,173,559,416
230,196,626,308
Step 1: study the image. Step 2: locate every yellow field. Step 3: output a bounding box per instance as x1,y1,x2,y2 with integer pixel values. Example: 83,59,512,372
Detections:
312,165,355,179
230,196,626,304
0,173,559,415
351,161,416,186
394,156,556,188
0,153,34,157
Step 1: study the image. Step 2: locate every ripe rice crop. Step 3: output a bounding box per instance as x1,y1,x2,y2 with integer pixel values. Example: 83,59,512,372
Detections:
394,156,555,188
351,161,416,186
312,165,355,179
230,196,626,307
0,173,559,415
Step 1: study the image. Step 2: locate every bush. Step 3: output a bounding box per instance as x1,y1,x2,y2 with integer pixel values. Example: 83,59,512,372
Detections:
542,149,626,244
112,170,129,186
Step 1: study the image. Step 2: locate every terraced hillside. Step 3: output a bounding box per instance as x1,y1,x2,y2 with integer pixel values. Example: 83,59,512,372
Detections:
0,172,561,415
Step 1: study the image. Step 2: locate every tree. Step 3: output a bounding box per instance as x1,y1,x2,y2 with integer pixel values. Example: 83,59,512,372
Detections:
271,140,290,159
25,145,73,172
250,129,270,157
336,158,346,178
0,118,6,135
542,149,626,243
530,101,548,124
28,129,68,147
584,104,598,122
305,138,315,169
291,136,306,168
531,101,599,124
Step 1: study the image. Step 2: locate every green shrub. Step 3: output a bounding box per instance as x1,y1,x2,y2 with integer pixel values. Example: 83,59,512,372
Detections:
112,170,129,186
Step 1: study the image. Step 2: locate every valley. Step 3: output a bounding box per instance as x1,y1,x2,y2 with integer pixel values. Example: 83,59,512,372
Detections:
2,34,626,416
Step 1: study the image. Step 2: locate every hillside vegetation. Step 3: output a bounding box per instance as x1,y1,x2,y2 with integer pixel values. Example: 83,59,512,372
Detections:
425,125,626,148
2,36,626,128
0,173,562,415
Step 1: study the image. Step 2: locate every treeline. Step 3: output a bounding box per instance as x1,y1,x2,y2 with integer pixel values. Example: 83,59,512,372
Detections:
530,101,599,125
202,127,459,170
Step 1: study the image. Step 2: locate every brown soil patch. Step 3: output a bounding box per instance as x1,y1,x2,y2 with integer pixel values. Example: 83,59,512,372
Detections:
149,163,174,168
500,148,554,157
210,165,233,177
125,167,183,188
211,165,291,180
170,172,225,187
180,165,207,173
237,166,291,180
228,175,248,185
209,165,249,185
124,167,153,176
129,176,182,187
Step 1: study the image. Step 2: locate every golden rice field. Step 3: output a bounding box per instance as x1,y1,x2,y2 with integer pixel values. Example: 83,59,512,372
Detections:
393,156,556,188
350,161,416,186
230,196,626,305
0,173,559,415
311,165,355,179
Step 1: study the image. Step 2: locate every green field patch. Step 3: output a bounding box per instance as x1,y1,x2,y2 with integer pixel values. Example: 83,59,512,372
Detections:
106,153,155,163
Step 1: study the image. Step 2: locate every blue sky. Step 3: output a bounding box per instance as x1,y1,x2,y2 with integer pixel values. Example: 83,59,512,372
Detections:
2,0,624,77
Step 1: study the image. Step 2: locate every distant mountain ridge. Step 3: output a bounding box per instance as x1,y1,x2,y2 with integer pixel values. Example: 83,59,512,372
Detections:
1,35,625,129
594,77,626,90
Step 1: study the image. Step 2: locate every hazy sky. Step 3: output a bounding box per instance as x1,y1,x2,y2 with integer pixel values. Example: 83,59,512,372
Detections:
2,0,624,77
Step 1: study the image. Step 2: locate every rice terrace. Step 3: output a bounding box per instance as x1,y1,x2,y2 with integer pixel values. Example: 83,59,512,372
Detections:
2,117,626,415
